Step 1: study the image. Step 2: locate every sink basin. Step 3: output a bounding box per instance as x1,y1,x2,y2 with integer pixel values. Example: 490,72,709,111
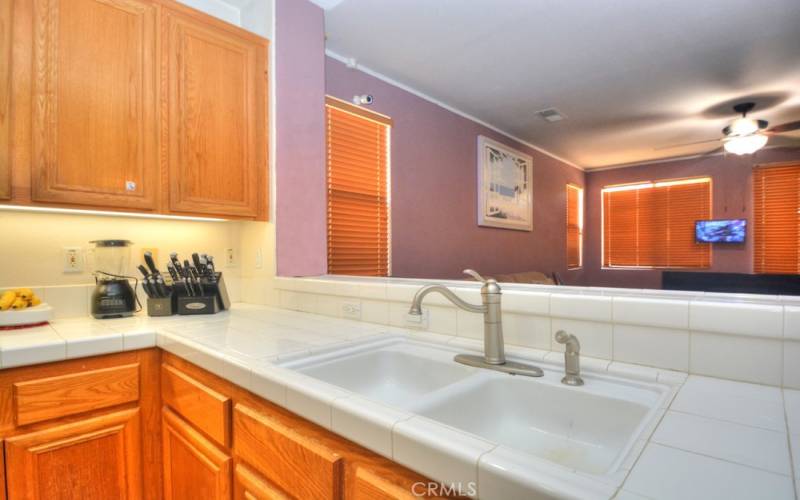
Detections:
280,336,667,477
284,340,476,408
414,376,650,474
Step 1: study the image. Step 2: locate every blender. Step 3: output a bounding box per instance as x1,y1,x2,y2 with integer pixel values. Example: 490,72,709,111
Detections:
90,240,137,319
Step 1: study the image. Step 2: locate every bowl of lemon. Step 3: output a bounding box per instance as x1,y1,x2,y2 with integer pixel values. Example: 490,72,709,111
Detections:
0,289,53,328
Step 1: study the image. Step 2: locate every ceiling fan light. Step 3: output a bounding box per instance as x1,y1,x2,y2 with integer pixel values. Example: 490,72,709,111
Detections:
724,134,768,155
729,117,760,136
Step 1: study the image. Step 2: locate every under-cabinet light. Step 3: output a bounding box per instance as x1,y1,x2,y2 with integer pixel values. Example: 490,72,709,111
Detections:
0,204,227,222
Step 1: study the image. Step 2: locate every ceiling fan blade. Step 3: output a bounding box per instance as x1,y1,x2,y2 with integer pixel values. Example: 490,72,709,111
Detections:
654,137,722,151
766,120,800,134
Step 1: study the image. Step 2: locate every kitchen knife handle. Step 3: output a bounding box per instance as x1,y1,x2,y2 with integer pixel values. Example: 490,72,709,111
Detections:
144,251,159,275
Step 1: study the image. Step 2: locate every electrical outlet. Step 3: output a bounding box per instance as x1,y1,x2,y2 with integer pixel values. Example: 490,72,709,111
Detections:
342,301,361,320
63,247,84,273
225,248,236,267
255,247,263,269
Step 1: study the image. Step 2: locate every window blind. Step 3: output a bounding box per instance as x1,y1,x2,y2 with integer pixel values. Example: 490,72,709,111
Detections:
566,184,583,269
325,97,391,276
753,164,800,274
602,178,711,268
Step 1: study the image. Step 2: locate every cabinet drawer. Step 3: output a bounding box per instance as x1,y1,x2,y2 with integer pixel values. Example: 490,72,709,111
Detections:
233,404,344,500
13,363,140,426
161,364,231,446
234,463,290,500
353,467,417,500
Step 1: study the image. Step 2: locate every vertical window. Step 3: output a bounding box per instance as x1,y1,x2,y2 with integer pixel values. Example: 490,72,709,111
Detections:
602,177,711,268
325,96,391,276
566,184,583,269
753,163,800,274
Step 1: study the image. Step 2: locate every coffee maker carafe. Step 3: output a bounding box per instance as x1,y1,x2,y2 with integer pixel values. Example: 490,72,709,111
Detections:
90,240,137,319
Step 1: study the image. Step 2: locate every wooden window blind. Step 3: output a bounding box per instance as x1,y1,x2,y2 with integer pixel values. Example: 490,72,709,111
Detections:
566,184,583,268
602,177,711,268
325,96,391,276
753,163,800,274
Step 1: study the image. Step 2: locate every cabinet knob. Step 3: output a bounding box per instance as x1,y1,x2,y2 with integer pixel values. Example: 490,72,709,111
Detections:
125,181,137,192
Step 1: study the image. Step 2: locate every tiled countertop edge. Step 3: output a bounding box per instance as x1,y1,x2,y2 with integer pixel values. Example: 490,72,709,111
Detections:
1,308,797,500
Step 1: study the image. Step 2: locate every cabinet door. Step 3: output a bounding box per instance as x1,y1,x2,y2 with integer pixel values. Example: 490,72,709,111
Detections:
162,407,232,500
4,408,143,500
234,463,289,500
29,0,158,209
163,8,267,218
0,0,11,200
233,404,343,500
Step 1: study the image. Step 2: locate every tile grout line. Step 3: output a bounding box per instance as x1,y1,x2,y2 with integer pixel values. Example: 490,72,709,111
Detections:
781,389,799,500
654,441,793,479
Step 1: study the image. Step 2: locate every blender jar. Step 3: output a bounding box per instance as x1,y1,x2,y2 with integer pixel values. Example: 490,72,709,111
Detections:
90,240,133,278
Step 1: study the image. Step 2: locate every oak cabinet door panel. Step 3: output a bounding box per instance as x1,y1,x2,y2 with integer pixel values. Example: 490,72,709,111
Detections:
163,9,267,217
30,0,158,209
162,407,232,500
4,408,143,500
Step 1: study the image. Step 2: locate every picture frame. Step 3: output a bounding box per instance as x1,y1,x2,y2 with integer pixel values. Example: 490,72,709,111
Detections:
477,135,533,231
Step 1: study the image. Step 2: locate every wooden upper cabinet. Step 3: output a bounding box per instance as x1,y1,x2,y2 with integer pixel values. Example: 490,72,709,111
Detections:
162,7,268,218
4,408,143,500
0,0,12,200
29,0,159,210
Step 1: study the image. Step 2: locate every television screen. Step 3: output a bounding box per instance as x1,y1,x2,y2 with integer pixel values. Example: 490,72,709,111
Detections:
695,219,746,243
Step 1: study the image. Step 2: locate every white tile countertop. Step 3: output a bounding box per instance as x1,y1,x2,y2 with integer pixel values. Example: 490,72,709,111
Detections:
0,304,797,500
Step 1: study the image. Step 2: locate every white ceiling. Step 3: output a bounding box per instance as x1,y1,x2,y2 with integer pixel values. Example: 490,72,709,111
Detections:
322,0,800,169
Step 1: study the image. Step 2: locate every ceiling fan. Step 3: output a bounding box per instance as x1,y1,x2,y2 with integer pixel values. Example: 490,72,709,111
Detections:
657,102,800,155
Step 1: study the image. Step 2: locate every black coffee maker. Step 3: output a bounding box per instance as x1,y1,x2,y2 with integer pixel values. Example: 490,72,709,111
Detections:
90,240,137,319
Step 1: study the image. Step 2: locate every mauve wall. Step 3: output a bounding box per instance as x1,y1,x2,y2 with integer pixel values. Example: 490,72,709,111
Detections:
275,0,327,276
325,57,585,281
583,147,800,289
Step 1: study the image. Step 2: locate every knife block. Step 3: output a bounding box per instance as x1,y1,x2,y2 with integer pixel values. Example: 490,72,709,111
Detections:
147,296,175,317
174,272,230,315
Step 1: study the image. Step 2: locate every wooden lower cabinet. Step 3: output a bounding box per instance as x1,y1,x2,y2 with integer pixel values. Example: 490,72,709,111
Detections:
162,408,232,500
0,349,454,499
234,463,289,500
5,408,143,499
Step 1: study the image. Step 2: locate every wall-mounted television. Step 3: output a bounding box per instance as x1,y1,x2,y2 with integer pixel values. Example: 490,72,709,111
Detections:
695,219,747,243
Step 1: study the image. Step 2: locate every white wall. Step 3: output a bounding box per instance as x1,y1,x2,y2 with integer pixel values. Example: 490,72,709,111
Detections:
175,0,273,38
0,211,242,288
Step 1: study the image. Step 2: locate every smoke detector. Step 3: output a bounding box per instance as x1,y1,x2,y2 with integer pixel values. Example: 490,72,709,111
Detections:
537,108,566,123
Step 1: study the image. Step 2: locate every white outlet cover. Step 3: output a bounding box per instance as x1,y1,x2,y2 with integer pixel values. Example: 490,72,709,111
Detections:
342,301,361,320
225,248,236,267
63,247,84,273
255,248,263,269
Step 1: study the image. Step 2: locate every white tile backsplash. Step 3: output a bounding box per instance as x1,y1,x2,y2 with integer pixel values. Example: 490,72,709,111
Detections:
551,319,613,359
690,301,784,339
613,324,689,371
690,332,783,385
550,294,612,322
613,296,689,329
270,277,800,389
503,313,551,350
45,285,90,319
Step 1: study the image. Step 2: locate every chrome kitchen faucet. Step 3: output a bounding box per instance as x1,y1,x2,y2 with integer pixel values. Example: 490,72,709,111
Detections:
408,269,544,377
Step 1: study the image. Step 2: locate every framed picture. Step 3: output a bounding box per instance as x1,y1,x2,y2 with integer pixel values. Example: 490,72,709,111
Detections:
477,135,533,231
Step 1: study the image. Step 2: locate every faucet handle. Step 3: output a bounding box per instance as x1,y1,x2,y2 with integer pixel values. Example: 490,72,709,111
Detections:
463,269,487,282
